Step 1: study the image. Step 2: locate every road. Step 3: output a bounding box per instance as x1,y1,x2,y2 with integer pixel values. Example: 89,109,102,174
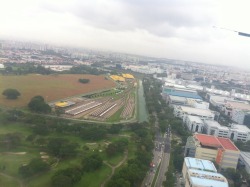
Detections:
141,113,171,187
154,133,171,187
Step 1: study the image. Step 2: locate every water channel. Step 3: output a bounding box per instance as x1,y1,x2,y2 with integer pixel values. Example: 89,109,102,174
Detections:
137,80,149,122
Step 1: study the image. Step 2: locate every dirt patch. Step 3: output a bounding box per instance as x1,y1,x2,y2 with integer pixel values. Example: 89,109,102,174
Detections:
0,74,116,107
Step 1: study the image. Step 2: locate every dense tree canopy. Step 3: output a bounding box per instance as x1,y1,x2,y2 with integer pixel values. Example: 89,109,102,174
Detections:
2,88,21,99
51,167,82,187
28,95,51,113
19,158,50,178
82,153,103,172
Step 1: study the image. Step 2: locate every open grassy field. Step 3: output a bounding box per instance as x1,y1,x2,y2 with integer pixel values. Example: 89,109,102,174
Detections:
0,74,116,107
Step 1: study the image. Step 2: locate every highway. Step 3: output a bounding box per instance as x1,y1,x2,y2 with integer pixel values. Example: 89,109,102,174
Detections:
141,113,171,187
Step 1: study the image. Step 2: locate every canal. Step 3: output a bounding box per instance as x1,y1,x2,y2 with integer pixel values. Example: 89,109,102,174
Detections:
138,80,149,122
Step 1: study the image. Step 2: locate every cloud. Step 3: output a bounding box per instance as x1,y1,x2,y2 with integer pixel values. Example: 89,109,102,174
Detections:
40,0,216,40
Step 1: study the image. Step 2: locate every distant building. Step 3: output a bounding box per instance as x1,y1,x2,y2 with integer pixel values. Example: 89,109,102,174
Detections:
162,86,202,101
184,133,240,170
182,157,228,187
0,64,4,69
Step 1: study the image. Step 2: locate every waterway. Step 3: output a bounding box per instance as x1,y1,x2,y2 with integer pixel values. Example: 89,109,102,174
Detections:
138,80,149,122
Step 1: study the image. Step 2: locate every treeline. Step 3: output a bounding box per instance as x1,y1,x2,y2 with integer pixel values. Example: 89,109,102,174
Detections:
1,63,53,75
65,65,107,75
1,63,107,76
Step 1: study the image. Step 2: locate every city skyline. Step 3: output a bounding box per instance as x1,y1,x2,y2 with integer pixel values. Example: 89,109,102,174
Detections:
1,0,250,68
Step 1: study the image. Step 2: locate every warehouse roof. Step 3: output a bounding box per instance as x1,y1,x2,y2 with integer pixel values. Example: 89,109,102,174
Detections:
185,157,217,172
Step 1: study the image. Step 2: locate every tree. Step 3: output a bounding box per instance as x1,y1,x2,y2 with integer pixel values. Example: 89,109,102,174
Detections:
51,167,82,187
82,153,103,172
47,138,79,159
28,95,51,113
2,89,21,99
19,158,50,178
78,78,90,84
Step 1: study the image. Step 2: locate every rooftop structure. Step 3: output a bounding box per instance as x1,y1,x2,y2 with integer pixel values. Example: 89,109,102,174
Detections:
182,157,228,187
110,75,125,82
175,106,215,121
54,101,76,108
163,86,202,100
122,73,134,79
225,100,250,111
187,169,228,187
184,157,217,172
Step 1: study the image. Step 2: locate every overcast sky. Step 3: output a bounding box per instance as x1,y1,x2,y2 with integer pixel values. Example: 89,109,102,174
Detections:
1,0,250,68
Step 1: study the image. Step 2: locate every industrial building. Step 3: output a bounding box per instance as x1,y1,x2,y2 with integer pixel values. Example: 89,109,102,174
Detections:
203,120,250,142
162,86,202,100
182,157,228,187
184,134,240,170
174,105,215,121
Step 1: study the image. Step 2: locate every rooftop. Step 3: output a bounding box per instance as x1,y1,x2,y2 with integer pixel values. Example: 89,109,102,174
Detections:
187,115,203,124
185,157,217,172
169,95,187,102
188,169,228,187
217,137,239,151
226,101,250,111
195,134,221,148
195,134,239,151
180,106,214,117
204,120,221,128
230,124,250,133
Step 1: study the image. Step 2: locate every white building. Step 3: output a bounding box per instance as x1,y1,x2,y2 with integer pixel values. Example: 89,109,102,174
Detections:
232,109,250,126
174,106,215,121
203,120,229,138
229,124,250,142
203,121,250,142
185,116,204,133
182,157,228,187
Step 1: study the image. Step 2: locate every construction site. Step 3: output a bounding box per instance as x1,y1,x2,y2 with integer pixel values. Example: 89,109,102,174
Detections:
51,74,137,122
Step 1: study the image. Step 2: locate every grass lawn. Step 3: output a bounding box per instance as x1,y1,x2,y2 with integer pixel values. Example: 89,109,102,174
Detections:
106,106,124,122
0,122,32,136
0,175,20,187
75,164,112,187
0,152,38,177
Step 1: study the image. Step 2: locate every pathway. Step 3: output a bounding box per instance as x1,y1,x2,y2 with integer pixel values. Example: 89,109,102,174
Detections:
101,150,128,187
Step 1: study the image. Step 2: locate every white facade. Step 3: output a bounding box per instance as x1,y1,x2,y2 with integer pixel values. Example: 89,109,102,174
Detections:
232,109,250,125
204,120,229,138
203,121,250,142
185,115,204,133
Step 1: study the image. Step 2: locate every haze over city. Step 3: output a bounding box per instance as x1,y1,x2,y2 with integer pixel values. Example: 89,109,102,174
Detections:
1,0,250,68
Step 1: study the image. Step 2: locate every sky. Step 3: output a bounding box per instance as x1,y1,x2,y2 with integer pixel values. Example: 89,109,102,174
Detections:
1,0,250,68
